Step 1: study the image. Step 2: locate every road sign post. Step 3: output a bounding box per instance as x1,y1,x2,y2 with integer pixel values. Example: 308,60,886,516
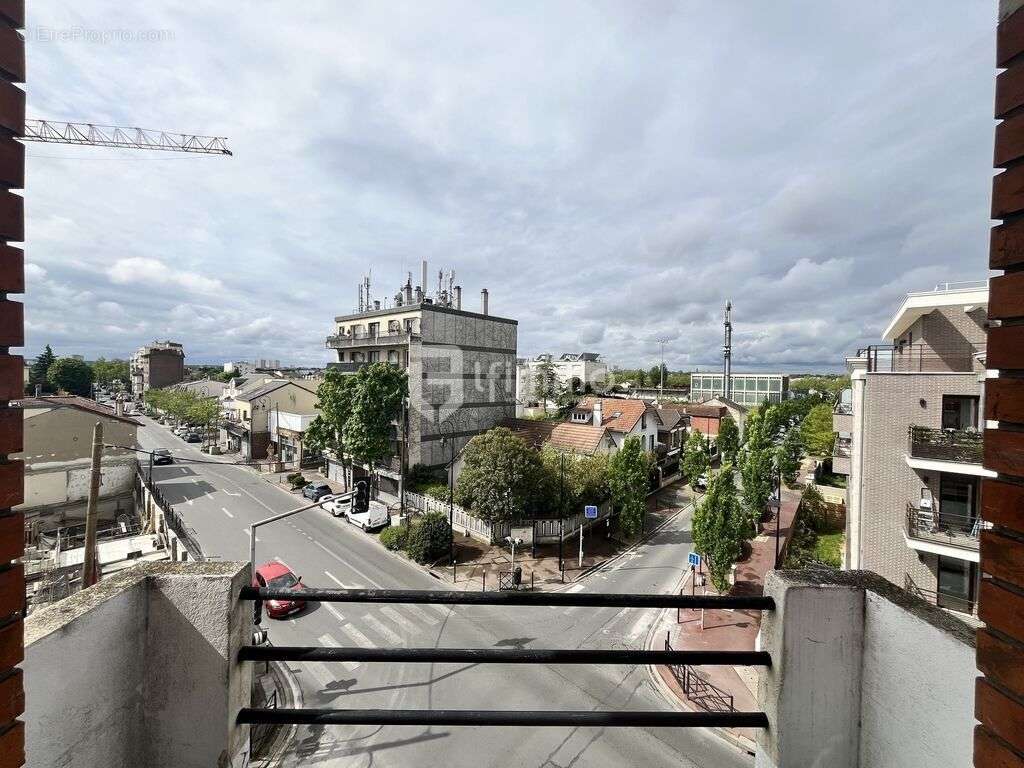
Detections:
581,505,598,569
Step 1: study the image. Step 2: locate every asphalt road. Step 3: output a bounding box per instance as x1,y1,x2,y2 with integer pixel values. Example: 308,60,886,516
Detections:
138,418,753,768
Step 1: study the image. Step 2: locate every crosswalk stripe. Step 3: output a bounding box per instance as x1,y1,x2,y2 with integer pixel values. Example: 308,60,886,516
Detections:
338,623,375,649
363,614,402,645
307,661,335,688
424,603,451,619
318,633,359,672
381,605,419,633
401,603,439,626
324,604,347,624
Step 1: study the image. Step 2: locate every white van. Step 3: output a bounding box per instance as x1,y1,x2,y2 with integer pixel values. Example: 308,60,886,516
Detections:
348,499,390,531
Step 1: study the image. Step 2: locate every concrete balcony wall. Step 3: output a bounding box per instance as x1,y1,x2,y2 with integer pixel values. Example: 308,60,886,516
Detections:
23,561,251,768
833,410,853,434
757,567,975,768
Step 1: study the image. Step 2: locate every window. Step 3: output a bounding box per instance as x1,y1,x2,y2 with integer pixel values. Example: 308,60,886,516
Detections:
941,395,978,430
388,350,400,364
368,322,380,336
939,475,977,530
368,351,380,363
757,378,769,391
770,377,782,392
649,434,655,451
641,413,646,429
937,556,976,614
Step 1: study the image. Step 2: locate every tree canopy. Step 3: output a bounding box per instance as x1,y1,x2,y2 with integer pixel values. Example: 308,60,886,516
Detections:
540,445,609,517
800,403,836,457
455,427,548,523
692,463,744,593
717,415,740,463
28,345,55,393
92,358,130,388
608,435,653,538
790,375,850,404
739,407,775,538
47,357,94,396
341,363,408,466
777,427,803,487
682,429,710,484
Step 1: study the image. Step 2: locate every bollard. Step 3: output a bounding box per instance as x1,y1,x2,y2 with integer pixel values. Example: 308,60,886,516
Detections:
482,571,486,592
531,571,534,591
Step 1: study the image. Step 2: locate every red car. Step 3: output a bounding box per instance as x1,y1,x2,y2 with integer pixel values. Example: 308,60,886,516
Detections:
254,561,306,618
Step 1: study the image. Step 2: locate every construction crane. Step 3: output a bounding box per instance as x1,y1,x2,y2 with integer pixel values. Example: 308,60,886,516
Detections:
21,119,232,155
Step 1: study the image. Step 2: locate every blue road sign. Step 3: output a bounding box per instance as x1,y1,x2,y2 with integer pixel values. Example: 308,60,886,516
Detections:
688,552,701,568
584,505,599,519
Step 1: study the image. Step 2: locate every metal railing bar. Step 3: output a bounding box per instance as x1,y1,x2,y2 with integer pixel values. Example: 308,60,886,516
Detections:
238,646,773,667
239,586,775,610
236,707,770,729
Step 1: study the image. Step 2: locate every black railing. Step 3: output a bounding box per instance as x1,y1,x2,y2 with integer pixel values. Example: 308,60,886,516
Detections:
237,587,773,729
857,343,984,374
904,574,975,616
905,503,981,550
665,634,735,713
139,470,205,561
908,425,983,464
833,440,852,459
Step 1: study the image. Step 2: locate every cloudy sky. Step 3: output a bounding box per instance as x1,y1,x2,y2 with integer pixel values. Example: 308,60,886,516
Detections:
22,2,996,372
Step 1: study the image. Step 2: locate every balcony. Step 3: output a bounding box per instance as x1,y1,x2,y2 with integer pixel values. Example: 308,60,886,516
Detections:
905,503,981,556
325,330,417,349
904,573,976,617
857,343,984,374
832,437,852,475
907,426,983,464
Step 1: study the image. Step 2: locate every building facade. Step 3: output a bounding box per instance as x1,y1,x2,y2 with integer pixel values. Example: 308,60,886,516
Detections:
220,379,318,461
515,352,608,412
835,282,988,618
130,341,185,398
326,277,517,489
690,372,789,407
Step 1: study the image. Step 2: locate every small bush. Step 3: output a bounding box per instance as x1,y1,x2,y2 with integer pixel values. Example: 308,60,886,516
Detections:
405,512,451,564
422,483,452,502
378,525,409,551
287,473,307,490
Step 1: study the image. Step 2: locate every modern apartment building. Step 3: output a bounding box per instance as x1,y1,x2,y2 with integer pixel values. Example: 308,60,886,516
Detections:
690,371,789,407
835,281,989,618
515,352,608,412
129,341,184,397
325,265,517,491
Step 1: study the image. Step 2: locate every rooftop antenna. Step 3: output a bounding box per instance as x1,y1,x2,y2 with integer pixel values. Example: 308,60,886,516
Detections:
723,301,733,400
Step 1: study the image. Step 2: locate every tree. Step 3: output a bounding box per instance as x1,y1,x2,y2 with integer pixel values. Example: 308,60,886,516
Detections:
454,427,547,523
777,427,803,487
649,363,667,388
682,429,710,484
717,416,740,463
800,403,835,457
691,463,744,593
532,357,558,411
92,358,130,388
47,357,94,396
790,375,850,405
305,368,358,486
739,409,774,539
405,512,452,564
28,344,55,393
540,445,609,517
343,362,408,467
608,435,653,538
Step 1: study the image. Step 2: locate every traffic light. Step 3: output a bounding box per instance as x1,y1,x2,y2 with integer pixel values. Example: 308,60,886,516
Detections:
354,479,369,514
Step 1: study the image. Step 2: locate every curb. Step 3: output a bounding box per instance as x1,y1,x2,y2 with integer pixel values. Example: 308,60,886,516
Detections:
249,659,303,767
642,568,757,757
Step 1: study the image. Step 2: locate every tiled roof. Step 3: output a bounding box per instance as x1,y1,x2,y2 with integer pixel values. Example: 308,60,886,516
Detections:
656,407,686,430
499,418,606,455
17,396,141,426
680,403,728,419
237,379,317,402
574,397,649,433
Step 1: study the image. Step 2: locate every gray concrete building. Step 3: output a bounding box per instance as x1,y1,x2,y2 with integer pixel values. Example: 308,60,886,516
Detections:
325,264,517,493
130,340,185,397
835,281,989,619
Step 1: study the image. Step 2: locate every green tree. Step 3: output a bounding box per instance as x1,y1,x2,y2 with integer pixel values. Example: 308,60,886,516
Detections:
790,375,850,405
92,358,130,388
405,512,451,563
739,409,774,538
47,357,94,396
691,463,744,593
344,362,408,466
777,427,803,487
649,363,667,388
28,344,55,393
454,427,547,524
800,403,836,456
717,416,740,463
540,445,609,517
305,368,358,486
682,429,710,485
608,435,652,538
532,357,558,411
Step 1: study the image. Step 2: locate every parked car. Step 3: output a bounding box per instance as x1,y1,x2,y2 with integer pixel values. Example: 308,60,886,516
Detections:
694,473,709,491
347,499,390,531
302,482,333,501
321,492,355,518
153,449,174,466
185,432,202,443
253,561,306,619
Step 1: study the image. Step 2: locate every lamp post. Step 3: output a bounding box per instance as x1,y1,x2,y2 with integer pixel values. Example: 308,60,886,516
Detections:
770,462,782,569
441,433,455,569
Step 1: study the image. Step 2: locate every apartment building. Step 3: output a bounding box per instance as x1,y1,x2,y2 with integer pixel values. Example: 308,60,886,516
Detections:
515,352,608,412
325,265,517,491
835,281,989,617
220,378,318,460
690,371,789,407
129,341,185,397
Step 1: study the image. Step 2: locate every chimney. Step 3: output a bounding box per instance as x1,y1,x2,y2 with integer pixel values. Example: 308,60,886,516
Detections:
421,260,428,301
454,285,462,310
593,400,602,427
405,273,413,305
481,288,489,316
415,286,423,303
374,300,381,310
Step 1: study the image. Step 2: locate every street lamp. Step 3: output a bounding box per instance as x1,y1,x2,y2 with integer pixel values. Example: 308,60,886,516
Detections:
769,461,782,569
441,433,456,569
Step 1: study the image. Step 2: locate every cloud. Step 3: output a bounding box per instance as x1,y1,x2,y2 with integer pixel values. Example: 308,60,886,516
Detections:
20,2,996,371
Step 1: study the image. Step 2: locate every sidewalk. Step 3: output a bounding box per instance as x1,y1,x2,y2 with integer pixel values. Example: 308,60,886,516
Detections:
650,461,809,750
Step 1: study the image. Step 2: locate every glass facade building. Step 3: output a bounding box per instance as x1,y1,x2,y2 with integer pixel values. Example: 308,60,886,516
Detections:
690,373,789,407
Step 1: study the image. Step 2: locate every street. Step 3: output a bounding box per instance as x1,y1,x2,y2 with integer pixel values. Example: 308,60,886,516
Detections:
138,417,753,768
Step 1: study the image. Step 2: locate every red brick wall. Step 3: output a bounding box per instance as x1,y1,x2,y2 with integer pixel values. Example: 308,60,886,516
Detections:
688,415,721,437
0,3,22,765
979,4,1024,765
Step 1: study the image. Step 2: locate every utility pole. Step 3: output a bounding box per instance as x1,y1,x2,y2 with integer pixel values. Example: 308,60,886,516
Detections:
82,422,103,588
722,301,733,400
657,339,669,399
558,452,565,574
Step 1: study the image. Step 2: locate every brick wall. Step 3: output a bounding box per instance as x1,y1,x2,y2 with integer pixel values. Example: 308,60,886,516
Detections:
0,3,24,765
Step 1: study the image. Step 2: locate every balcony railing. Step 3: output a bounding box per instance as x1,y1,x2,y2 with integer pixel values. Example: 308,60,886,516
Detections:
857,343,984,374
904,574,975,616
833,440,852,459
905,503,981,551
325,331,417,349
908,425,983,464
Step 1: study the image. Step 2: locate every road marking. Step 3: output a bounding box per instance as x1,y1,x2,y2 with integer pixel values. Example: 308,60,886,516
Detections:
312,541,383,589
222,490,241,497
324,603,347,624
399,603,439,627
363,614,403,645
381,605,418,634
307,660,335,688
424,603,451,619
221,507,234,519
242,529,260,543
567,583,586,593
338,622,375,649
323,570,356,588
318,633,359,671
